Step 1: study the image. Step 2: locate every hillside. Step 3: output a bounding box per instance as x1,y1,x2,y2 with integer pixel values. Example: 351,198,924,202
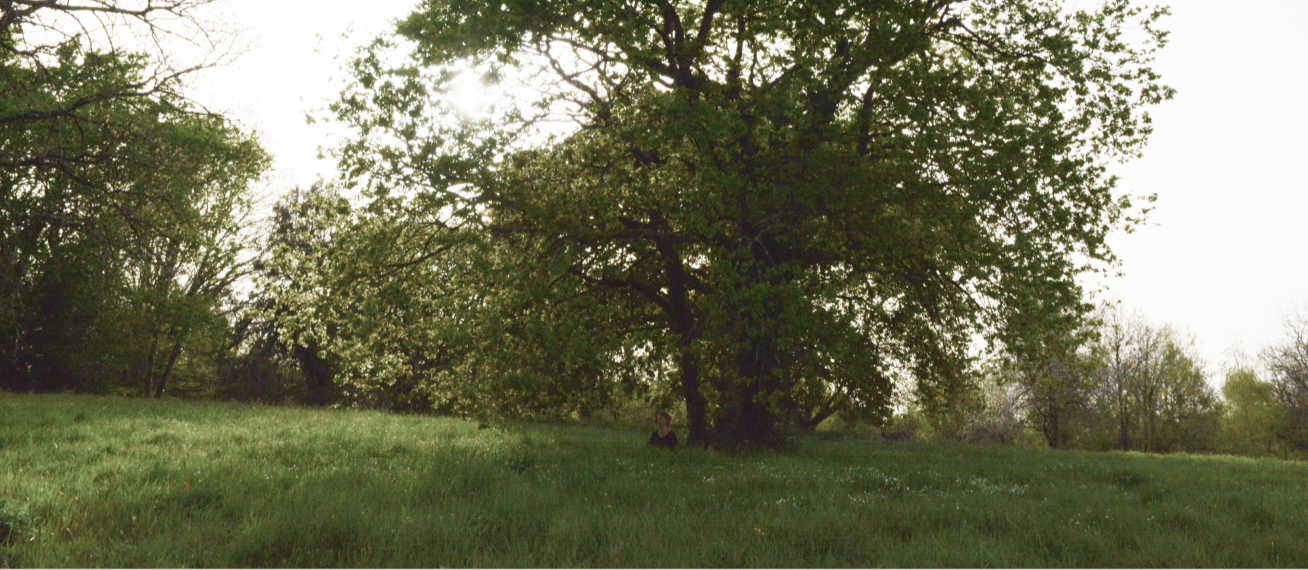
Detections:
1,393,1305,567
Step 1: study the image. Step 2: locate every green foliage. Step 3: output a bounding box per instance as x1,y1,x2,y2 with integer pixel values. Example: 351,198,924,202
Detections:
881,410,936,443
328,0,1174,446
1075,309,1222,453
4,392,1308,567
1006,349,1097,449
1261,314,1308,452
1219,368,1288,458
953,372,1034,445
249,185,352,406
0,498,32,548
0,5,269,396
979,306,1222,454
255,184,658,416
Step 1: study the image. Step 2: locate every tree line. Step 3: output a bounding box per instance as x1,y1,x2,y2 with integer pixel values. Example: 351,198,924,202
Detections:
939,305,1308,458
6,0,1302,457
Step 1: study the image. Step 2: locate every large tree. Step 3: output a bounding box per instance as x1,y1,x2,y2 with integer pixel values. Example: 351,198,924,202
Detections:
333,0,1172,446
0,0,268,395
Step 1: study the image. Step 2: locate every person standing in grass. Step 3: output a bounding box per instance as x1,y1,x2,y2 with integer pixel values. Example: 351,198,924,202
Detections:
649,411,678,449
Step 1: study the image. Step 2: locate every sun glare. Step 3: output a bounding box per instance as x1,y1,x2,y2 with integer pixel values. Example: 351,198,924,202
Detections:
448,71,490,118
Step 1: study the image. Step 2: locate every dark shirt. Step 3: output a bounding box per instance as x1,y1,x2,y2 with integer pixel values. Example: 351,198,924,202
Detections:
649,430,678,449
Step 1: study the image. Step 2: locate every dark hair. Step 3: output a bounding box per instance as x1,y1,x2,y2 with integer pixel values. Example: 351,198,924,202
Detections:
656,411,673,423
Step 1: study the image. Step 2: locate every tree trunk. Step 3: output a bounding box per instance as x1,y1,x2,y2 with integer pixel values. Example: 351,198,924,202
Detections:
141,331,161,397
656,234,712,446
1118,408,1132,451
798,406,837,432
153,329,187,398
294,342,334,406
713,237,788,449
717,308,784,449
679,345,711,446
713,382,781,449
1044,408,1061,449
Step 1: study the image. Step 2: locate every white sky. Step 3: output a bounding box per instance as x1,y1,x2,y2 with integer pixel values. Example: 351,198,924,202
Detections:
188,0,1308,382
1095,0,1308,375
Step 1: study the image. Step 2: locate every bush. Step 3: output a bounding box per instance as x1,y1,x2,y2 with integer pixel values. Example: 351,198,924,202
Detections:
881,412,932,442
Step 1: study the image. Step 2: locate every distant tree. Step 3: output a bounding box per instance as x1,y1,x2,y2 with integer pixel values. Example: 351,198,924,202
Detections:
1144,330,1220,452
332,0,1172,446
1090,305,1144,450
1218,367,1285,457
1261,311,1308,451
252,185,352,406
1083,307,1221,453
124,117,267,399
1002,317,1097,449
1016,356,1093,449
953,366,1027,445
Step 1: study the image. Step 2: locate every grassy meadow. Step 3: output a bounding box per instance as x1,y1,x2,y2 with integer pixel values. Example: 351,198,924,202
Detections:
1,393,1306,567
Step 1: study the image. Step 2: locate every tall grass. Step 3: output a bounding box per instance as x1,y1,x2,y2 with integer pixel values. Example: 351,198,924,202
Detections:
2,392,1306,567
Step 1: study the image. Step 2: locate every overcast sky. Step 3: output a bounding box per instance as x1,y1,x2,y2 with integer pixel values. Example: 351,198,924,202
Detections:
190,0,1308,382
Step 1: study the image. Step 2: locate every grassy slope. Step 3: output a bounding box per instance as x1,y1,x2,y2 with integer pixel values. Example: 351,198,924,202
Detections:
1,393,1306,567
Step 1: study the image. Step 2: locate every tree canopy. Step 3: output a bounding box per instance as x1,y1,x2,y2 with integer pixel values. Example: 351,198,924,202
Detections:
0,0,268,396
326,0,1173,447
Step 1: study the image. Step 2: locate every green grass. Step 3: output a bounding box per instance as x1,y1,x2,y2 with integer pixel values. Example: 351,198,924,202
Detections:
2,393,1306,567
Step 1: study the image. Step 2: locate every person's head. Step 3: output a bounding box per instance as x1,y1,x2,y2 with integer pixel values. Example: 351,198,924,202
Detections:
656,411,673,430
